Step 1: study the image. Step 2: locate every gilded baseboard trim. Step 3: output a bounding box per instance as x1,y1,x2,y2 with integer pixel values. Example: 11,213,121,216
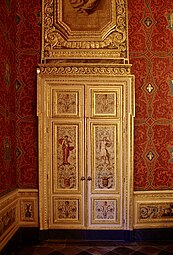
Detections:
0,189,38,252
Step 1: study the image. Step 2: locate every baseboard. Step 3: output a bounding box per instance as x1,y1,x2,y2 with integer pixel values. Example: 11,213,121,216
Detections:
39,228,173,242
0,227,40,255
133,228,173,241
0,229,21,255
40,229,133,242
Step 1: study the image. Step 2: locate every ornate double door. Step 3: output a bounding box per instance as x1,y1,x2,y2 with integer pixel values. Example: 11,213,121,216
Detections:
37,73,134,230
38,0,134,232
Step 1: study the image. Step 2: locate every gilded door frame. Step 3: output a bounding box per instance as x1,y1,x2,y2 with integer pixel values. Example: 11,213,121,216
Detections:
37,66,135,230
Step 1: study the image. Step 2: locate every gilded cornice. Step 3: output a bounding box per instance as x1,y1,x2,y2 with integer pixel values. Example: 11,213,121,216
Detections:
38,64,131,76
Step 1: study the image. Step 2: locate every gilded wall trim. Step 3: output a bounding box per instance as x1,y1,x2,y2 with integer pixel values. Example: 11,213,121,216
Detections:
18,189,39,227
38,64,131,76
134,191,173,229
0,189,38,252
0,190,19,251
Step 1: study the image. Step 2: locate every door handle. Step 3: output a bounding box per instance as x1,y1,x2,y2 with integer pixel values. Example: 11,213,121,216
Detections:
87,176,92,181
81,176,85,181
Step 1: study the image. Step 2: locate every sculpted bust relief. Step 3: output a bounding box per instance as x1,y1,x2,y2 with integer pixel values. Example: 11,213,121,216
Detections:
69,0,100,15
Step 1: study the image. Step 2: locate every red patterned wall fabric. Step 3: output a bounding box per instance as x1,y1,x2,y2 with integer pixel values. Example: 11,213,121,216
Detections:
0,0,17,195
128,0,173,190
1,0,173,193
16,0,41,188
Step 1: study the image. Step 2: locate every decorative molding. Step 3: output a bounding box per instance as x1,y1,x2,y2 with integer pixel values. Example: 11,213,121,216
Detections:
19,189,39,226
39,65,131,76
42,0,128,60
134,191,173,229
0,189,38,252
0,190,19,252
139,203,173,220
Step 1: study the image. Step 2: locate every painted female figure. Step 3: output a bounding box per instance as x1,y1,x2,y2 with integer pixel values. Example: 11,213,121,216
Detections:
59,135,74,165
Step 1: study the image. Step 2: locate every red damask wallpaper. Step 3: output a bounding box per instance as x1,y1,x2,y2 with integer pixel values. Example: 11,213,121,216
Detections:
0,0,17,195
128,0,173,190
0,0,173,194
16,0,41,188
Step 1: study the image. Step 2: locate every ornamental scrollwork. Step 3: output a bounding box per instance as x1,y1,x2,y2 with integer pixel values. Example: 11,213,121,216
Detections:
39,66,131,76
43,0,128,57
139,204,173,220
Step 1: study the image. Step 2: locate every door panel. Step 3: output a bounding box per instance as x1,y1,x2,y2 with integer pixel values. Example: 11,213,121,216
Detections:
86,85,122,118
87,120,122,228
86,84,123,228
49,84,85,229
91,122,120,194
52,121,84,194
50,120,85,228
52,196,83,226
92,197,119,224
51,85,84,118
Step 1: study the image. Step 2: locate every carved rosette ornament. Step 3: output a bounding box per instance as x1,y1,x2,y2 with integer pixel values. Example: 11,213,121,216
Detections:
43,0,128,59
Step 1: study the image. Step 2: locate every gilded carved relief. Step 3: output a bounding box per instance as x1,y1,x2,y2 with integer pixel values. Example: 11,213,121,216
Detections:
39,66,131,76
139,203,173,221
134,192,173,228
43,0,128,59
0,207,16,237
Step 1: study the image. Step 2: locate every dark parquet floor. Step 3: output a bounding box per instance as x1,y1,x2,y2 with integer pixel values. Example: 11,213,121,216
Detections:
10,240,173,255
